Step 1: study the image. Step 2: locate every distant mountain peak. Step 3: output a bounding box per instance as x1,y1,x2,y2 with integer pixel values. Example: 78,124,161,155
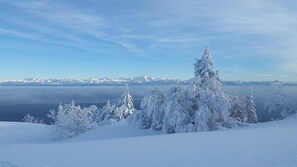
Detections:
132,75,154,82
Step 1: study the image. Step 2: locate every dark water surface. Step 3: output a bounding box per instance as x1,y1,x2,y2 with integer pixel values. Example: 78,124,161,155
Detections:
0,85,296,123
0,86,155,124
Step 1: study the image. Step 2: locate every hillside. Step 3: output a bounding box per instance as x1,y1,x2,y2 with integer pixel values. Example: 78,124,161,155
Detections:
0,115,296,167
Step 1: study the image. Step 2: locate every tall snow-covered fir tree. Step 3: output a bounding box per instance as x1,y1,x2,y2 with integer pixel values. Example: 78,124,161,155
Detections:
192,46,235,130
243,89,258,123
131,46,236,133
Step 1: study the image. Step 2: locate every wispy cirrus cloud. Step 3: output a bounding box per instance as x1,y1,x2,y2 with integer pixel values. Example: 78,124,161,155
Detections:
0,28,39,40
13,0,105,29
2,0,151,58
5,0,297,60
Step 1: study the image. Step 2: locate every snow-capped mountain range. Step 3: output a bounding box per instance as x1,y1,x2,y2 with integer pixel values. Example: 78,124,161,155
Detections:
0,75,187,86
0,75,296,86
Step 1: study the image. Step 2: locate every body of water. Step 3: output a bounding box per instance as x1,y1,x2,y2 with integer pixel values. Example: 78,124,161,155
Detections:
0,85,296,124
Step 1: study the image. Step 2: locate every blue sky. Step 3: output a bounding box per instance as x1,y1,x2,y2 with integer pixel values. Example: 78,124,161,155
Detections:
0,0,297,81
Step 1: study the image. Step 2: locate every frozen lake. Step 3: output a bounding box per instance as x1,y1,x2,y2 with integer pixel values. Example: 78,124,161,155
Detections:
0,85,296,123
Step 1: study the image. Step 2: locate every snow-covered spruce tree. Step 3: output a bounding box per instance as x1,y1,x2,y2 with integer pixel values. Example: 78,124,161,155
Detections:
230,92,243,121
95,100,118,124
162,87,194,133
242,89,258,123
48,100,97,138
95,100,110,123
96,87,135,125
131,87,166,130
116,86,135,119
264,84,295,118
131,86,192,133
192,46,235,130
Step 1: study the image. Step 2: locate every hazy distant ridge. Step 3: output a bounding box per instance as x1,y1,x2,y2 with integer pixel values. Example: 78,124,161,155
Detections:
0,75,185,86
0,75,296,86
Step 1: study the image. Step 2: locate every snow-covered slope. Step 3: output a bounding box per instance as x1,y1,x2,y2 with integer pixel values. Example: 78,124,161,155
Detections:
70,120,161,142
0,115,296,167
0,122,54,144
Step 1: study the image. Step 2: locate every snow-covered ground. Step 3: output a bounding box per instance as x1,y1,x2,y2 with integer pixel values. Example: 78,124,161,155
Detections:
0,115,296,167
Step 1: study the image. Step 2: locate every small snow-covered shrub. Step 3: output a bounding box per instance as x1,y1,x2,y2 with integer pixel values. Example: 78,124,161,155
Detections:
22,113,44,124
48,100,96,138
